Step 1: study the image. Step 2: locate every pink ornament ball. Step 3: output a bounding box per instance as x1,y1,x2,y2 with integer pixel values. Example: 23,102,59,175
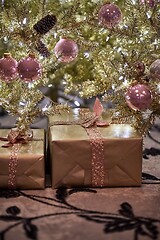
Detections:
54,38,78,63
150,59,160,81
0,53,18,82
125,84,152,111
98,3,122,28
18,53,42,82
140,0,155,8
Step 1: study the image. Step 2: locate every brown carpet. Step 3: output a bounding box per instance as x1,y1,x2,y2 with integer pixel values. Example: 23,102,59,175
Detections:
0,116,160,240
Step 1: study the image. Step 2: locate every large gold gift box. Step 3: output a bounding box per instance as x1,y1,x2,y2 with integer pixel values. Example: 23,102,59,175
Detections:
49,109,143,188
0,129,45,189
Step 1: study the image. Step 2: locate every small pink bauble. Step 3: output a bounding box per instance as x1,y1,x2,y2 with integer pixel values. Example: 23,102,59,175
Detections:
98,3,122,28
150,59,160,81
54,38,78,63
18,53,42,82
0,53,18,82
125,84,152,111
140,0,155,8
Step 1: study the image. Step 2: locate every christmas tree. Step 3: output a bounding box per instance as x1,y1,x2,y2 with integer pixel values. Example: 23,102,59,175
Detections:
0,0,160,134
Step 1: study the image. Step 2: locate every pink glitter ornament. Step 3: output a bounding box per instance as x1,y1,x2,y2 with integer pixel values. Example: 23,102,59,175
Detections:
98,3,122,28
18,53,42,82
54,38,78,63
0,53,18,82
140,0,155,8
125,84,152,111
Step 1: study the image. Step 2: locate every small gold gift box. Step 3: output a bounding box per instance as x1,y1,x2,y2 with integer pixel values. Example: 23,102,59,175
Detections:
0,129,45,189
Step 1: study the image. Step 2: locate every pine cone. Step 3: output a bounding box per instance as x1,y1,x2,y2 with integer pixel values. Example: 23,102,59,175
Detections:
134,61,145,75
33,14,57,35
35,40,50,58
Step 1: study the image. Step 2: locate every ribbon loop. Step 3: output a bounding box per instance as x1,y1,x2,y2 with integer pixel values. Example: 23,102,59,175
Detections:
79,109,98,128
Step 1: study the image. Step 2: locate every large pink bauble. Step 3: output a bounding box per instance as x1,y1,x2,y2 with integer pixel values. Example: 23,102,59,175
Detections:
98,3,122,28
18,53,42,82
0,53,18,82
125,84,152,111
54,38,78,63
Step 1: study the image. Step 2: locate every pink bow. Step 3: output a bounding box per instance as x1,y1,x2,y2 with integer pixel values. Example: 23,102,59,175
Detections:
0,129,33,147
80,97,110,128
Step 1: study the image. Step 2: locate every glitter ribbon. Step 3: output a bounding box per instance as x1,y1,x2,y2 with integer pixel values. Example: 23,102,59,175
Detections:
8,143,21,189
85,126,105,187
0,129,33,189
50,109,109,187
80,109,106,187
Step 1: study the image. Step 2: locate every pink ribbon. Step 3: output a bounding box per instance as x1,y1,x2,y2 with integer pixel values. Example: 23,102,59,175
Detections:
85,126,105,187
79,108,107,187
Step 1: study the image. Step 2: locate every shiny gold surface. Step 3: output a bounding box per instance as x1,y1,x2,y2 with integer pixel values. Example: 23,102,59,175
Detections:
50,109,141,140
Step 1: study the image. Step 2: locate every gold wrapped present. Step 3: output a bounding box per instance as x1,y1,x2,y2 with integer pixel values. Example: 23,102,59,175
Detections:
49,108,143,188
0,129,45,189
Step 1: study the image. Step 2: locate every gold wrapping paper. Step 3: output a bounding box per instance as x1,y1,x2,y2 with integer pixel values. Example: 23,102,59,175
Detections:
0,129,45,189
49,109,143,188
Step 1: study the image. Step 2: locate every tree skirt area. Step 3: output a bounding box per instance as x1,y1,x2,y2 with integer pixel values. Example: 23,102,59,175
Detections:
0,118,160,240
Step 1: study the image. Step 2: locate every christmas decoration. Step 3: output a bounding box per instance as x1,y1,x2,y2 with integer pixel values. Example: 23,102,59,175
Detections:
150,59,160,81
125,84,152,111
18,53,42,82
35,40,50,58
33,14,57,35
140,0,155,8
54,39,79,63
0,53,18,82
98,3,122,28
134,61,145,75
